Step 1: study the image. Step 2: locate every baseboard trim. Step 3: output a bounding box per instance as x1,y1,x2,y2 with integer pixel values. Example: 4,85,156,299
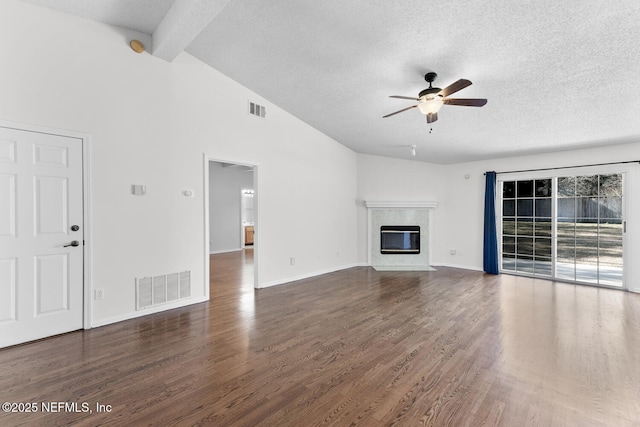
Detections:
258,263,360,289
90,296,208,328
210,247,243,255
432,263,484,272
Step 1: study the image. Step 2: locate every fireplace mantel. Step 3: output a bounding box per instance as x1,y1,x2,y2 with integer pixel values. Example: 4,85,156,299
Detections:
365,201,438,209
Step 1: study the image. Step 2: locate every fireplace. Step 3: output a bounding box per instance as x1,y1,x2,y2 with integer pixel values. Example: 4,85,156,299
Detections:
365,201,437,271
380,226,420,254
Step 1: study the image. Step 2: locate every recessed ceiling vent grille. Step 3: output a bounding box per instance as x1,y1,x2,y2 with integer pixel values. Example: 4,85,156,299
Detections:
249,101,266,118
136,271,191,310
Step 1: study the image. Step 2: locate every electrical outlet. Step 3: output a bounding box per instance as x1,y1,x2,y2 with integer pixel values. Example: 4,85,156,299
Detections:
94,289,104,300
450,249,457,255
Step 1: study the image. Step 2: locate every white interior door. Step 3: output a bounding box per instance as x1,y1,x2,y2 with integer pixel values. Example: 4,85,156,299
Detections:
0,126,84,348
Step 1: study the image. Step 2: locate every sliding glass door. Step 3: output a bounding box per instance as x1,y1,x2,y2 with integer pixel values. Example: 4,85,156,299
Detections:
500,173,624,288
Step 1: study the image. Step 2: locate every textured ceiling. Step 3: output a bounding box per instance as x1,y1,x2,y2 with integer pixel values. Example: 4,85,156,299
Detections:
18,0,640,164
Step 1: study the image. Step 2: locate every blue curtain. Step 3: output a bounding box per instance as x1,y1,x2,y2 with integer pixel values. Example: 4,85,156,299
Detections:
483,171,499,274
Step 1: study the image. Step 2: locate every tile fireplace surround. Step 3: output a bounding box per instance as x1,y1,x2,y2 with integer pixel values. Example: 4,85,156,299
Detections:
365,201,438,271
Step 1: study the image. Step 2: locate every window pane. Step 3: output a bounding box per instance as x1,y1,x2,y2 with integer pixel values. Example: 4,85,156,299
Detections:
535,238,552,257
502,254,516,271
503,218,516,235
598,264,623,287
503,236,515,254
558,177,575,197
575,222,598,240
598,197,622,219
535,199,551,217
516,256,534,273
503,199,515,216
557,262,575,281
534,258,552,276
535,219,552,237
503,181,515,198
535,179,552,197
576,198,598,218
517,199,533,217
576,263,598,284
517,180,534,197
557,198,575,218
599,238,622,265
599,174,622,197
576,175,598,196
557,238,576,262
575,239,598,264
599,221,622,240
517,237,534,256
516,218,533,235
557,221,575,239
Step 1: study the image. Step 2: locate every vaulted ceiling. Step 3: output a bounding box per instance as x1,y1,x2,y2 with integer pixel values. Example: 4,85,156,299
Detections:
19,0,640,163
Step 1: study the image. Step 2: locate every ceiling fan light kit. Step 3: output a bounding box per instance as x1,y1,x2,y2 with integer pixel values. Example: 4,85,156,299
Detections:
383,72,487,124
417,98,443,115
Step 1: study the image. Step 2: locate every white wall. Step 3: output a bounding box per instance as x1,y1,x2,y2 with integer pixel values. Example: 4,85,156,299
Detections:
0,1,358,325
209,162,252,253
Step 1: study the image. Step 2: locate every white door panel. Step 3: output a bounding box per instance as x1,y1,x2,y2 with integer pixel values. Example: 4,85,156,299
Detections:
0,127,84,348
0,257,17,323
0,173,16,236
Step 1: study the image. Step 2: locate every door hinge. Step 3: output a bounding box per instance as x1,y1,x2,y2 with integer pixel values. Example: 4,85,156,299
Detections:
623,221,626,233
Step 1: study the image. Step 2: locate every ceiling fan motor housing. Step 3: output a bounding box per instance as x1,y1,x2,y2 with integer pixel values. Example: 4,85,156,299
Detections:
419,72,441,98
419,87,441,98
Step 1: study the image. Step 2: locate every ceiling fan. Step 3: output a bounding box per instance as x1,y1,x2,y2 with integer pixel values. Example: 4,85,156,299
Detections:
383,72,487,123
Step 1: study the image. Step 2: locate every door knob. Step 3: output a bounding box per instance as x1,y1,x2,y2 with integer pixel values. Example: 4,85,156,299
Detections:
71,225,80,231
64,240,80,247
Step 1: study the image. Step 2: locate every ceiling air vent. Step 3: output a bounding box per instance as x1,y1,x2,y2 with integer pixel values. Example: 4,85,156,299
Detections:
249,101,266,118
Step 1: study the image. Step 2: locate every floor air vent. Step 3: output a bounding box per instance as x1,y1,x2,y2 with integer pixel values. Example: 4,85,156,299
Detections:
136,271,191,310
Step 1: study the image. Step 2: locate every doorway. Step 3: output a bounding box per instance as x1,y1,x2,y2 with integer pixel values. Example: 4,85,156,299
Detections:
206,159,258,299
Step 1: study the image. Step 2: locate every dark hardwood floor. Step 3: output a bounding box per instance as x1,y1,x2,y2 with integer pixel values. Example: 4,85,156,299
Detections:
1,249,640,426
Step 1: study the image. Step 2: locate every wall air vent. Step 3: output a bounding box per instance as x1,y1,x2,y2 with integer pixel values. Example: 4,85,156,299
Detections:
249,101,266,118
136,270,191,310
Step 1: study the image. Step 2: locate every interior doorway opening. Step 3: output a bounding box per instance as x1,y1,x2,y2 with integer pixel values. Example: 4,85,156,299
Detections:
206,159,258,299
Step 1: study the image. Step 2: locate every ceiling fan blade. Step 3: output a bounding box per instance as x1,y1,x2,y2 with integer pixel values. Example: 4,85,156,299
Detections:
438,79,472,97
389,95,420,101
426,112,438,123
443,98,487,107
383,105,418,118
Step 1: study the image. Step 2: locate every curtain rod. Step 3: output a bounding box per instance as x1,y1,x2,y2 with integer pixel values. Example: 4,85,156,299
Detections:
485,160,640,175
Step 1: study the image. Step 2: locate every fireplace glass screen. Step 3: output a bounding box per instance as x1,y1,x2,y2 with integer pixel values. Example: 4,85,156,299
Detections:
380,226,420,254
